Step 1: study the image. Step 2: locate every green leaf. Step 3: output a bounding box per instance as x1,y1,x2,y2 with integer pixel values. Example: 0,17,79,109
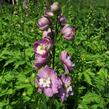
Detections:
26,85,34,96
78,92,106,109
84,73,92,85
14,60,25,69
83,69,94,86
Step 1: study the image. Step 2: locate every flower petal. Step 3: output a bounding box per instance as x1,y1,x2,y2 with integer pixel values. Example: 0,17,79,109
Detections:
44,88,53,97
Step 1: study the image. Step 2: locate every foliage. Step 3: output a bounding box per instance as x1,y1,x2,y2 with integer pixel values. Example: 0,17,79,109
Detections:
0,0,109,109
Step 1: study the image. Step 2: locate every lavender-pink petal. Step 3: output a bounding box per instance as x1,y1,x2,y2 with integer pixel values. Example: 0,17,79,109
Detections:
60,51,74,72
36,65,62,97
37,16,50,30
61,24,76,40
34,54,47,69
34,37,52,56
44,88,54,97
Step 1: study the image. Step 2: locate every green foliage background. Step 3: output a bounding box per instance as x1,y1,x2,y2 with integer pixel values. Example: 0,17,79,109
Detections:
0,0,109,109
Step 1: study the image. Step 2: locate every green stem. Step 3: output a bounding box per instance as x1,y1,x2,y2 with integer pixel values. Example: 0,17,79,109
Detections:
52,38,55,69
52,14,58,69
49,97,55,109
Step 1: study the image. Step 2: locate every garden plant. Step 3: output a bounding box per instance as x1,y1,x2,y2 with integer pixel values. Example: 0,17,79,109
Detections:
0,0,109,109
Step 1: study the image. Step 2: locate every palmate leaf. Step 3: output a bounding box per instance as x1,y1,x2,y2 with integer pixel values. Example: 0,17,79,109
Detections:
98,68,108,78
0,48,12,61
22,96,31,102
0,102,7,109
15,84,30,90
82,69,95,86
25,48,34,58
78,92,106,109
16,73,27,83
15,73,34,94
3,59,15,67
6,89,15,95
14,60,25,69
2,48,26,69
26,85,34,96
83,72,93,86
3,57,26,69
93,68,109,97
0,88,8,96
0,88,15,96
3,72,15,81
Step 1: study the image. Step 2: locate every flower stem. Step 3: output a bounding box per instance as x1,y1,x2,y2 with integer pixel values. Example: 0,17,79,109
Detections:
49,97,55,109
52,43,55,69
52,14,58,69
51,27,55,69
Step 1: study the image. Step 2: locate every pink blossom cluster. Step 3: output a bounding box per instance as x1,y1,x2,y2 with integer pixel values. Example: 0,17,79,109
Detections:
34,2,76,101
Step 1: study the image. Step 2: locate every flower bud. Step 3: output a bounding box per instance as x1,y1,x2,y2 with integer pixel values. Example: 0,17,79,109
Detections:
37,16,50,30
58,15,67,26
61,24,76,40
50,2,61,12
45,11,54,18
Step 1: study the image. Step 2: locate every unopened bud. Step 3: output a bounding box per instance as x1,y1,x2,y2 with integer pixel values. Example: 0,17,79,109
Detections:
51,2,61,12
61,24,76,40
58,15,67,26
45,11,54,17
37,16,50,30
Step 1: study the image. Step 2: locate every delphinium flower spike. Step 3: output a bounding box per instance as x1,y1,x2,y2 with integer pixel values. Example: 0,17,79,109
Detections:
33,1,76,102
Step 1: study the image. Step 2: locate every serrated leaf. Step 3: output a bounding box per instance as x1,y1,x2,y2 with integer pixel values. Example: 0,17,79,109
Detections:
4,73,14,81
4,59,14,67
15,84,30,89
14,60,25,69
22,96,31,102
26,85,34,96
78,92,106,109
83,73,93,85
98,68,108,78
6,89,15,95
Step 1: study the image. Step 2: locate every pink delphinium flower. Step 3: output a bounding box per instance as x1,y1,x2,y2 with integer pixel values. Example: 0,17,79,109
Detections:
61,24,76,40
34,37,52,57
36,65,62,97
34,37,53,69
58,74,73,101
60,50,74,73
